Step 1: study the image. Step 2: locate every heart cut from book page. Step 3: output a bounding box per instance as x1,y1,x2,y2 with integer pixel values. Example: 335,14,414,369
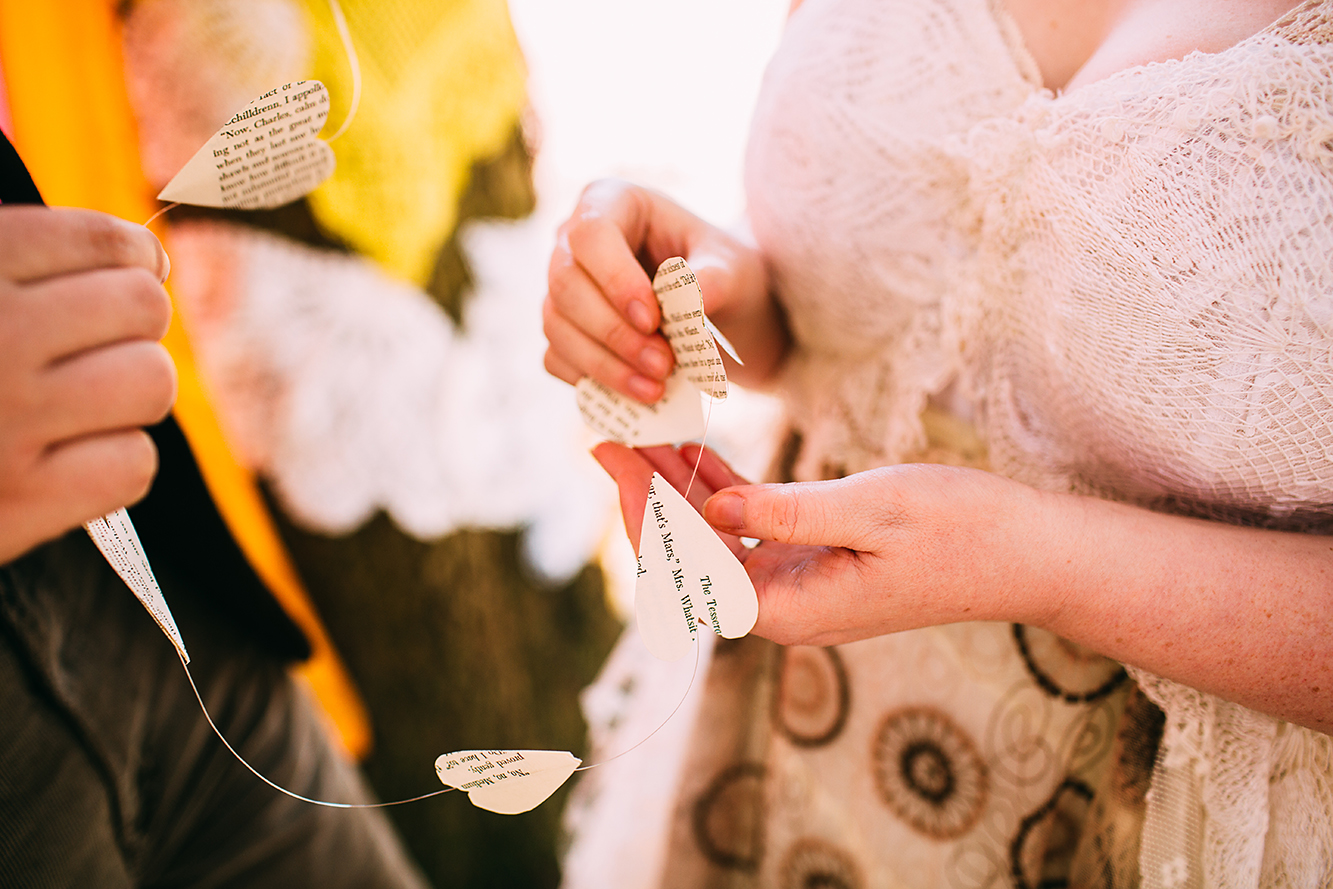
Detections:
576,257,729,446
85,509,189,662
654,257,727,399
435,749,581,815
158,81,334,210
635,472,757,661
575,371,704,446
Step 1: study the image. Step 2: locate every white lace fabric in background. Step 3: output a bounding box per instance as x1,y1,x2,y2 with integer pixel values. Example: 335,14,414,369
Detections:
746,0,1333,885
166,219,608,582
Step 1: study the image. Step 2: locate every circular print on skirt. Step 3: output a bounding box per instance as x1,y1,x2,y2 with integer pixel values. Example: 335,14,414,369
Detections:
1009,778,1094,889
692,762,768,871
871,706,989,840
1012,624,1126,703
775,646,850,747
779,837,864,889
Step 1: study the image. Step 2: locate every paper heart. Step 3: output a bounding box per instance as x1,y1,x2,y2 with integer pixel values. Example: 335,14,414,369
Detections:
653,257,727,399
158,81,335,210
434,749,581,815
576,257,730,446
575,371,704,446
635,472,758,661
85,509,189,662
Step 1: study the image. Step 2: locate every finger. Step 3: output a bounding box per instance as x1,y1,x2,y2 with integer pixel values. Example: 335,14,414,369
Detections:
0,427,161,563
543,296,668,403
562,183,660,334
22,267,172,363
38,428,160,521
38,341,177,443
704,475,886,548
0,207,169,283
636,445,712,509
547,248,676,377
542,348,583,387
591,441,657,553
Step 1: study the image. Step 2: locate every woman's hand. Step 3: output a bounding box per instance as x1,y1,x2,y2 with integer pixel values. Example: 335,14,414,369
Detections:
0,206,176,564
544,179,788,403
595,442,1333,732
702,465,1061,645
594,442,1052,645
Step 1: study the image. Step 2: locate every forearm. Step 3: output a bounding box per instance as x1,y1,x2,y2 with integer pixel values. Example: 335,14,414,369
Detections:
1024,490,1333,733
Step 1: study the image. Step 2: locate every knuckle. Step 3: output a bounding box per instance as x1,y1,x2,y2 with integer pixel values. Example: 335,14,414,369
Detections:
578,177,624,207
543,349,576,385
541,297,574,347
563,211,606,254
771,487,804,543
587,351,634,394
546,258,579,304
600,317,641,357
124,269,173,330
83,213,143,268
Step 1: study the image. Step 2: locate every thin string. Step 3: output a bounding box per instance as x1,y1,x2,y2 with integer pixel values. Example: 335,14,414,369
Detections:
682,397,715,501
323,0,362,143
179,635,701,803
179,650,454,809
573,635,702,772
143,201,179,227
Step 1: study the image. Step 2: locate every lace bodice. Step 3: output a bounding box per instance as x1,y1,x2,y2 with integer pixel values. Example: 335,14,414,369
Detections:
746,0,1333,885
748,0,1333,533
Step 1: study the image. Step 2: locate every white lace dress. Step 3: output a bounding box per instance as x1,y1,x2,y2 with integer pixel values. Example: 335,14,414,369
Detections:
565,1,1333,887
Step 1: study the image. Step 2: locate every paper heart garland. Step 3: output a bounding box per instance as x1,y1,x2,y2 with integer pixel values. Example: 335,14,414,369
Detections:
635,473,758,661
92,83,342,671
100,82,339,663
435,749,581,815
158,81,335,210
576,257,730,446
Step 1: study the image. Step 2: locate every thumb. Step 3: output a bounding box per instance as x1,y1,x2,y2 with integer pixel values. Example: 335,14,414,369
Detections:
703,478,873,549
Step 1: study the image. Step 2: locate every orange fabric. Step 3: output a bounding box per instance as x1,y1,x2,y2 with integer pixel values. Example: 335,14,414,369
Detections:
0,0,371,759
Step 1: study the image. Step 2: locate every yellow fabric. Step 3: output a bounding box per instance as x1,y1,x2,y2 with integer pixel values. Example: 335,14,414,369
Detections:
0,0,371,760
301,0,527,284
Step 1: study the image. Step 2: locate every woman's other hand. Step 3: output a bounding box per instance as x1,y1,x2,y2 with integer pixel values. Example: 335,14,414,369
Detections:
544,179,786,404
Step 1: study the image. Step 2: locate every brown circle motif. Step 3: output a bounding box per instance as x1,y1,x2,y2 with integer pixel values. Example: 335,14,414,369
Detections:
692,762,768,871
1009,778,1094,889
780,837,864,889
1013,625,1127,704
775,646,851,747
872,707,989,840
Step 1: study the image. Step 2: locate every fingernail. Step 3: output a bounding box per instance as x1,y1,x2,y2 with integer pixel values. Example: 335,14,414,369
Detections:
628,374,662,402
627,301,655,334
640,345,672,378
705,492,745,533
